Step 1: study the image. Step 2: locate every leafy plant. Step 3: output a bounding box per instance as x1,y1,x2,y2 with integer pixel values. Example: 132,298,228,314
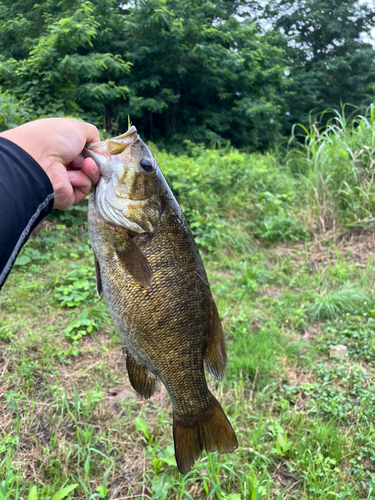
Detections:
64,311,97,341
272,433,293,457
0,476,78,500
53,264,96,307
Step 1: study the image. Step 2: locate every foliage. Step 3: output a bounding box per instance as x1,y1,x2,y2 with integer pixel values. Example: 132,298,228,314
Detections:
0,89,33,130
318,310,375,364
53,263,96,308
0,0,374,148
2,42,375,496
158,146,306,245
3,136,375,497
0,0,284,150
0,0,130,131
309,284,369,320
119,0,285,150
0,477,78,500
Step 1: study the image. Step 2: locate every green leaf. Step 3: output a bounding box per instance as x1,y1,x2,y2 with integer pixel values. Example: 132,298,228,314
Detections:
159,454,177,466
50,484,78,500
134,417,149,440
95,485,108,498
27,485,38,500
14,255,31,266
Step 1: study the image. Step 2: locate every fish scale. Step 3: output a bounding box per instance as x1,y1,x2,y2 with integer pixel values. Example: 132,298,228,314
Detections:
85,127,238,473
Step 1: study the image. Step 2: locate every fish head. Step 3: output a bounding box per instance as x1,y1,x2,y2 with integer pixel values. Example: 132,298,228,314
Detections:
84,126,161,233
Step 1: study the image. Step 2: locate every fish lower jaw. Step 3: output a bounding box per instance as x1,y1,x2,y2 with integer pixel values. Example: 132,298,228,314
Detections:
95,192,148,233
101,210,145,233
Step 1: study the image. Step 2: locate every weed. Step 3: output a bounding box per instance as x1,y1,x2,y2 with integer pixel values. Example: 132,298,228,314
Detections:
0,474,78,500
53,263,96,308
289,104,375,233
309,284,370,320
159,147,305,246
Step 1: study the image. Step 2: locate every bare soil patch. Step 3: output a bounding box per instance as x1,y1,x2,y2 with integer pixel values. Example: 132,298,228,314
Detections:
272,228,375,270
273,464,303,498
286,366,314,387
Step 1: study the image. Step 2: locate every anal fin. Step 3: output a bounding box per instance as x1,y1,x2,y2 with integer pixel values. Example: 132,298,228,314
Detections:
126,351,157,399
203,300,227,380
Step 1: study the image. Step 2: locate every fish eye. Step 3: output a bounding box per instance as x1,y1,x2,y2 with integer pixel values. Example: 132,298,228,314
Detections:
140,158,153,172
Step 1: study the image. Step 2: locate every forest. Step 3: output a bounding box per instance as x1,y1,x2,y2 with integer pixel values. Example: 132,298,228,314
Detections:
0,0,374,150
1,0,375,499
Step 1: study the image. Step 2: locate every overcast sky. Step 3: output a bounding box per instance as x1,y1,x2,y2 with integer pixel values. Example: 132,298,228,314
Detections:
358,0,374,43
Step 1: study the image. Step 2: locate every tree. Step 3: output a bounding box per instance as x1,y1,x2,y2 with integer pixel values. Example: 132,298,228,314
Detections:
264,0,375,134
0,0,285,150
0,0,131,132
117,0,285,150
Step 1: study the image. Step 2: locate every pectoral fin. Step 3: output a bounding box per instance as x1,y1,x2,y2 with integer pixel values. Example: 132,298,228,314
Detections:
94,256,102,298
203,300,227,380
115,234,153,288
126,351,157,399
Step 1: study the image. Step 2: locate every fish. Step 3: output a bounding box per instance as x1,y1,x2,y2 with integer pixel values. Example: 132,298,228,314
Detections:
84,126,238,473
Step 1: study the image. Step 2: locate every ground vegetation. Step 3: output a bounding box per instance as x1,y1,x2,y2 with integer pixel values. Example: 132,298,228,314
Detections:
2,108,375,498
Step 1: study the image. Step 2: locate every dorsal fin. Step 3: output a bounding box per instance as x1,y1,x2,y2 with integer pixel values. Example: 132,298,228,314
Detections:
203,300,227,380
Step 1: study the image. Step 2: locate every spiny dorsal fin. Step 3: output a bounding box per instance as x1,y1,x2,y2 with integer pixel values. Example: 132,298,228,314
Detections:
115,234,154,288
126,351,157,399
203,300,227,380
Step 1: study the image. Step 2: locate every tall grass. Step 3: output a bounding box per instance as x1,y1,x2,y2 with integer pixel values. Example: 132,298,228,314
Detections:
288,104,375,234
309,284,369,321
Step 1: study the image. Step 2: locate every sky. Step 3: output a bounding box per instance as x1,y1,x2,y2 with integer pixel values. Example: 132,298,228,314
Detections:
359,0,375,43
255,0,375,45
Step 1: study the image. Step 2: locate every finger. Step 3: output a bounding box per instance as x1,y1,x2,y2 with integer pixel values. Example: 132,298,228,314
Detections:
80,157,100,185
68,154,85,169
53,188,74,210
67,170,93,202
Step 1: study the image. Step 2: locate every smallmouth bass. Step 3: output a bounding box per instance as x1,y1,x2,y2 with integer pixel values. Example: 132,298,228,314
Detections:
84,127,238,473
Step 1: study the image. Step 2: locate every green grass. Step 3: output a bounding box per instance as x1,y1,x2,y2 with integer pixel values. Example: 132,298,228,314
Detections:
288,104,375,234
3,224,375,499
2,108,375,498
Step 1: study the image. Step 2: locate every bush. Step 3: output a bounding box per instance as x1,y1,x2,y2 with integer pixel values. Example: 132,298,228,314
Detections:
156,146,305,247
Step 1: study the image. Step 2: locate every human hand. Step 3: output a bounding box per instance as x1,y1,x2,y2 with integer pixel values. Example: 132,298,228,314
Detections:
0,118,101,210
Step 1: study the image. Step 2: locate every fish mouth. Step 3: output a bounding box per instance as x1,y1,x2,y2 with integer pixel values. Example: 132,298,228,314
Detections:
83,126,139,181
85,125,138,151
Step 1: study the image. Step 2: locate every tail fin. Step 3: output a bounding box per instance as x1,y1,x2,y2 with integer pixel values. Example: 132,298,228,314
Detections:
173,394,238,474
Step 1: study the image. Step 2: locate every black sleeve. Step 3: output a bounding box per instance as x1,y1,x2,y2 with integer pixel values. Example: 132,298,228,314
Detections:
0,137,55,290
